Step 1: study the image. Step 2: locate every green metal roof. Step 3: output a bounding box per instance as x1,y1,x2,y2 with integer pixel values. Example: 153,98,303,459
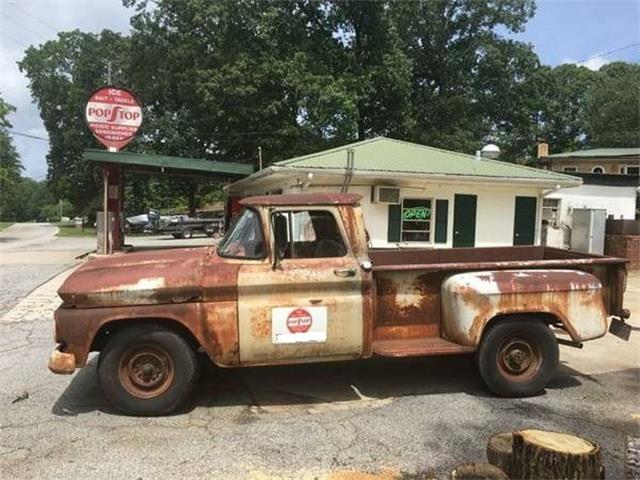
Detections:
273,137,578,184
84,149,254,176
547,148,640,159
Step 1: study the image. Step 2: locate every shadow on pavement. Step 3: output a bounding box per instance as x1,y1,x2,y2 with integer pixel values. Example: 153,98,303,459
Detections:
51,353,593,417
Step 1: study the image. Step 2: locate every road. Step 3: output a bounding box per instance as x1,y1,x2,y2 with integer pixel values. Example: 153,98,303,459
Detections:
0,230,638,479
0,224,94,316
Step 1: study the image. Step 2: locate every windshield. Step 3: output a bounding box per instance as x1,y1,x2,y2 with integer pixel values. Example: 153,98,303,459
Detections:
217,208,266,259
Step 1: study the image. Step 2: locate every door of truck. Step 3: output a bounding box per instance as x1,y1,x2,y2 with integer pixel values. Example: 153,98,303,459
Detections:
453,194,477,247
513,196,537,245
237,207,364,364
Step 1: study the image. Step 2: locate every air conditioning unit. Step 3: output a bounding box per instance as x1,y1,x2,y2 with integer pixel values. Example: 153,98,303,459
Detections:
372,186,400,204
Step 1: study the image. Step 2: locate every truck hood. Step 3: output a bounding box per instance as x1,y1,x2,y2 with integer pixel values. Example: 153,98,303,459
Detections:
59,247,209,308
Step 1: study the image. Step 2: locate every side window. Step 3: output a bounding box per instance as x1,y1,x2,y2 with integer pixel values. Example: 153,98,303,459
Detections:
218,208,266,259
272,210,347,259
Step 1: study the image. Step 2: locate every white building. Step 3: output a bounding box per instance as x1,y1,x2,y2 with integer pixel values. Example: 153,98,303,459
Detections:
542,173,639,249
228,137,580,249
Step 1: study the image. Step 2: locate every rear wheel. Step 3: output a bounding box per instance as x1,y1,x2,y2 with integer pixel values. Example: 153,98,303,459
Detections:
181,228,193,239
98,324,199,416
478,319,558,397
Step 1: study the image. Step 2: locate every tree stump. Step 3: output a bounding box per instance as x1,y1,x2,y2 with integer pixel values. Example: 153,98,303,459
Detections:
511,429,603,479
486,432,515,478
450,463,509,479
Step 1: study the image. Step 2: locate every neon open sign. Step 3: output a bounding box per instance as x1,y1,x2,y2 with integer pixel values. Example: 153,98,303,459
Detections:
402,207,430,220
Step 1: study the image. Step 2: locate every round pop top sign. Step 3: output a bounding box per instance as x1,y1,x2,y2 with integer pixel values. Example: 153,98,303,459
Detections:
85,86,142,151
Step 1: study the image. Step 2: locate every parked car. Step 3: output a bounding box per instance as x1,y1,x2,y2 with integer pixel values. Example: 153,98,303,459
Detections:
49,193,631,415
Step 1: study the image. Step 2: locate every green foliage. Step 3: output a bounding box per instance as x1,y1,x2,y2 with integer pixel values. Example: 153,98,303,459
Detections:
0,97,25,220
16,0,640,214
587,62,640,147
40,198,74,222
18,30,133,210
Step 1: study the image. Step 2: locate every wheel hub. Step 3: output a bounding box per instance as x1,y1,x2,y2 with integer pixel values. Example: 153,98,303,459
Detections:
498,338,540,377
119,346,175,399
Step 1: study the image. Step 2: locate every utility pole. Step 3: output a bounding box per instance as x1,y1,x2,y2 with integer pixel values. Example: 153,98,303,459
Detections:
258,146,263,171
58,199,62,221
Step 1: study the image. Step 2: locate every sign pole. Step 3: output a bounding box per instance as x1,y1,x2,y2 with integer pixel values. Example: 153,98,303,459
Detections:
85,85,141,254
103,168,109,254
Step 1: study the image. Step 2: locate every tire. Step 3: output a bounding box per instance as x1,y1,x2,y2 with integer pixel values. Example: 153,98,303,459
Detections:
181,229,192,239
478,319,559,397
98,324,199,416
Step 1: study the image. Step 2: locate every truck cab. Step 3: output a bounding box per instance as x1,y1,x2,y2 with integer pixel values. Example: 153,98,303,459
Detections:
49,193,630,416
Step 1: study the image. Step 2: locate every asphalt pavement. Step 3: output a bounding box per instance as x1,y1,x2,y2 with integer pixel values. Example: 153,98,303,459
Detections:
0,224,94,316
0,227,638,479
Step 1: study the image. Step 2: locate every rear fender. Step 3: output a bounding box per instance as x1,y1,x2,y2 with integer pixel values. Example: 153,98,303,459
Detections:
441,269,608,346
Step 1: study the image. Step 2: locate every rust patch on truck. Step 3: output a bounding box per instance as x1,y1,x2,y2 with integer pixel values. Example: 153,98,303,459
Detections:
441,270,609,346
376,271,442,330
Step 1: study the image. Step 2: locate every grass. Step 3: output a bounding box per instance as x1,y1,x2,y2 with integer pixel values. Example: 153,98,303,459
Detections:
55,223,97,237
0,222,13,231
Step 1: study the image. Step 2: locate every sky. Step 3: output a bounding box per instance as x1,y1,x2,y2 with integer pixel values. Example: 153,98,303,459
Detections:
1,0,639,180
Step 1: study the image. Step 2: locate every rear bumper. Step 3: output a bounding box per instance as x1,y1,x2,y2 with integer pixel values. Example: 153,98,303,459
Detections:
48,344,76,374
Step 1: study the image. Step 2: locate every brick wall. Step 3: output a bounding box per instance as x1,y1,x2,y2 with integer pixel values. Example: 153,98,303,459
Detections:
605,234,640,270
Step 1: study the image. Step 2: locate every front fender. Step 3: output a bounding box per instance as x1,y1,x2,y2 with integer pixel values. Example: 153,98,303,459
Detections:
53,301,239,368
441,269,608,346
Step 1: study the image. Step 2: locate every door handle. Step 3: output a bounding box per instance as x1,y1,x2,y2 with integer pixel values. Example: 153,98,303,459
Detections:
334,268,357,278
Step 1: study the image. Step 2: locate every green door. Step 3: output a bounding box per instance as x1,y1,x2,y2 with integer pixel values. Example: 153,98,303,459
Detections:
513,196,537,245
453,194,477,247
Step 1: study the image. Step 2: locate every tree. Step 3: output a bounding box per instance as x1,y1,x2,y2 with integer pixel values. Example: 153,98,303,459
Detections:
389,0,538,155
587,62,640,147
19,30,132,212
0,97,25,220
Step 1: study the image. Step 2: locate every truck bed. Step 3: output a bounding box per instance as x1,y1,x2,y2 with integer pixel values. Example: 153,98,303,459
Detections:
370,246,628,345
370,245,626,272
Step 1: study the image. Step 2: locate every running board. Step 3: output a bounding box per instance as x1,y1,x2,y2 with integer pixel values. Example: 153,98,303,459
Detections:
372,337,476,357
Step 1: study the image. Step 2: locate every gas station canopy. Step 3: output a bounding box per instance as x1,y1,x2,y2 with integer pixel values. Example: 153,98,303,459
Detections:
84,149,254,254
84,149,255,177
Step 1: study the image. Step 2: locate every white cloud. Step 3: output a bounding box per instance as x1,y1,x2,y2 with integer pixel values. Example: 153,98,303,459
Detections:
1,0,132,179
561,55,611,71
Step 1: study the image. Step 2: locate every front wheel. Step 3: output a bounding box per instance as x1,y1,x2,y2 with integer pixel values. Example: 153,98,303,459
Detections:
478,320,559,397
98,324,199,416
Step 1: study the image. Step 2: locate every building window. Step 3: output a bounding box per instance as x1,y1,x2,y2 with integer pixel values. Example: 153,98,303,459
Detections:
542,198,561,228
401,198,432,242
591,166,605,174
562,166,577,173
621,165,639,176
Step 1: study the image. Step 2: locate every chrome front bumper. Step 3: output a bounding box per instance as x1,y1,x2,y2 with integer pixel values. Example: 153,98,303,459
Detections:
48,344,76,374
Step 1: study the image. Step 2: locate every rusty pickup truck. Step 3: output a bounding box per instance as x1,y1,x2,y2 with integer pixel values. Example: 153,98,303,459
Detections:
49,193,631,415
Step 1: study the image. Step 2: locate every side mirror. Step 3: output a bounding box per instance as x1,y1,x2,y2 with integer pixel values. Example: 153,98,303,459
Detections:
359,258,373,272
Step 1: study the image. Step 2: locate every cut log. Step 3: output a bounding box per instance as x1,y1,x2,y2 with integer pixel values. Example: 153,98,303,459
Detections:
486,432,514,477
511,429,603,479
450,463,509,479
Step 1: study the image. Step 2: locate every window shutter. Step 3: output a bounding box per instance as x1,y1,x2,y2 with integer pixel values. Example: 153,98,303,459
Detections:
435,199,448,243
387,204,401,242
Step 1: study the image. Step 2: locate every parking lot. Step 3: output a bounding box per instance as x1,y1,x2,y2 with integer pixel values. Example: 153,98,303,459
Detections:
0,224,638,479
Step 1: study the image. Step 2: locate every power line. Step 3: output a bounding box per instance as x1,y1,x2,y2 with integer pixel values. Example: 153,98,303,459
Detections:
9,130,50,142
8,2,60,35
1,11,49,42
577,41,640,65
0,31,29,49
